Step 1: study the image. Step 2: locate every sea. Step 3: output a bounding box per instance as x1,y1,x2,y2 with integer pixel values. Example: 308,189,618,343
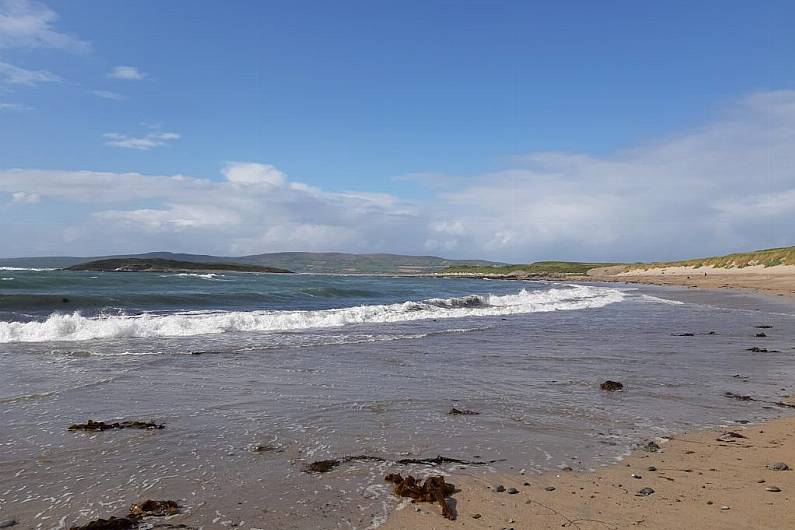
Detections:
1,268,794,529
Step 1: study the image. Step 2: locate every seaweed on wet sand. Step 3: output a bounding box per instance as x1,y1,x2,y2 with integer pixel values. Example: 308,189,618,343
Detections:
385,473,457,520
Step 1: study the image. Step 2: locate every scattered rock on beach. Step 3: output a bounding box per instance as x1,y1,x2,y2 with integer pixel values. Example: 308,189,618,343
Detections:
600,380,623,391
129,500,179,517
647,466,657,471
507,487,519,494
544,486,556,491
68,419,164,432
724,392,753,401
385,473,456,520
69,517,136,530
0,520,17,529
494,484,505,492
766,486,782,492
448,407,479,415
636,487,655,496
642,441,661,452
768,462,790,471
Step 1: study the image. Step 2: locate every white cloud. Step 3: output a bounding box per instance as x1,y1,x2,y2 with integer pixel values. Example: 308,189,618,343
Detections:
103,131,180,150
92,90,126,101
11,191,39,203
0,99,28,109
222,162,286,187
0,59,57,84
108,65,145,80
0,90,793,260
0,0,90,52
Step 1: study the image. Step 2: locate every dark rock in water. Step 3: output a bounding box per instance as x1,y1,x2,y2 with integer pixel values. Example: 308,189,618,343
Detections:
756,332,767,338
755,325,773,329
747,347,768,353
707,331,716,335
307,459,340,473
69,517,136,530
0,520,17,529
507,487,519,494
494,484,506,492
250,443,282,453
385,473,456,520
68,419,164,431
672,333,694,337
306,454,499,473
61,298,70,303
724,392,753,401
636,487,655,496
129,499,179,517
768,462,790,471
448,407,479,415
600,380,623,391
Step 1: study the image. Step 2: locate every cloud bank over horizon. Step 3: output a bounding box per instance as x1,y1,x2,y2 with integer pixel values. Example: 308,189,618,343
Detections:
1,90,794,262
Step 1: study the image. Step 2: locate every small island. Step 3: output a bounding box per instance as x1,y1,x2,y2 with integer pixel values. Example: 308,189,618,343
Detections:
65,258,293,274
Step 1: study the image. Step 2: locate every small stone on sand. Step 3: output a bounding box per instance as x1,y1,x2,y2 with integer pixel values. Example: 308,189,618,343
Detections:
507,487,519,494
768,462,790,471
494,484,505,492
636,487,655,496
766,486,782,492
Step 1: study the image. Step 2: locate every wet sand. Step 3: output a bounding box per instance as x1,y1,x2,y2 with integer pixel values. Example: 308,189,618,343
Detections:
383,406,795,529
588,264,795,298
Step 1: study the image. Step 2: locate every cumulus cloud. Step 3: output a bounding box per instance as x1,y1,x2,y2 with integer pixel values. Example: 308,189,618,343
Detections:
0,90,793,260
223,162,286,187
108,65,145,80
11,191,39,203
103,130,180,150
0,0,88,87
0,0,90,52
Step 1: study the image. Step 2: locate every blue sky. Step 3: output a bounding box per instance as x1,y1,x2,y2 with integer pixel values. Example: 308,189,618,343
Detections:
1,0,793,260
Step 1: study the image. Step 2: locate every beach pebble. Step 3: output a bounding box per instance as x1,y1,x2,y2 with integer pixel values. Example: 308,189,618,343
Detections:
647,466,657,472
494,484,506,492
643,441,661,452
507,487,519,494
631,474,642,479
636,487,655,496
472,514,481,519
768,462,790,471
766,486,782,492
544,486,556,491
757,479,766,483
720,506,730,511
0,520,16,529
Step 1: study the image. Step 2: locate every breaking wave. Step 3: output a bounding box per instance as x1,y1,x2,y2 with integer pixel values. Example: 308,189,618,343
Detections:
0,285,625,343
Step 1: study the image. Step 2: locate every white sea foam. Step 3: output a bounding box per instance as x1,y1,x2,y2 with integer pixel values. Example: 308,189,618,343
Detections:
0,285,626,343
639,294,685,305
0,266,56,271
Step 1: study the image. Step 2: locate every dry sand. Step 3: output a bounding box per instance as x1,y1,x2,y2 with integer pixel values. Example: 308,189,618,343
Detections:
381,409,795,529
588,265,795,298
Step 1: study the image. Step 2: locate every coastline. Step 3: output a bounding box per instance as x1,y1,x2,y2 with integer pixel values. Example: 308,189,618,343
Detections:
379,282,795,529
382,407,795,529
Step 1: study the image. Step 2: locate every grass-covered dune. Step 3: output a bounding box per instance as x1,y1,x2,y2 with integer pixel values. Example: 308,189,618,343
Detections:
437,261,618,276
624,246,795,271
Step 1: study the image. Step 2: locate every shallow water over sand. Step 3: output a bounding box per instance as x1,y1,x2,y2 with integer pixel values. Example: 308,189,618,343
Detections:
1,275,794,529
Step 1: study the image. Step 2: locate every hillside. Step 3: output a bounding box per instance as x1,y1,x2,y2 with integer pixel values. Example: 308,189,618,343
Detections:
622,246,795,271
65,258,292,274
2,252,501,274
437,261,619,278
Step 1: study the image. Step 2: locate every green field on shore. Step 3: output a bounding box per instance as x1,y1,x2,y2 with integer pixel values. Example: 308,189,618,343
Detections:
437,261,617,276
626,246,795,270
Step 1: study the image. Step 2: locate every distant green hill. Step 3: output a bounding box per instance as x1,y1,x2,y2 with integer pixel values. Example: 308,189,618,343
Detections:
65,258,292,274
1,252,501,274
437,261,618,277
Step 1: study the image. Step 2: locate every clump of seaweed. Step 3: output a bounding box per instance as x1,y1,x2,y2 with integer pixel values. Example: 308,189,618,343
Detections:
385,473,456,520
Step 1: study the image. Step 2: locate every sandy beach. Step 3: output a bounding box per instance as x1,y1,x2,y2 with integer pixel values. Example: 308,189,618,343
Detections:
588,265,795,298
383,406,795,530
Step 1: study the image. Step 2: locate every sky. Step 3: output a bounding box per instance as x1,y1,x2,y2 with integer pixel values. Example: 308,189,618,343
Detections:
0,0,793,262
